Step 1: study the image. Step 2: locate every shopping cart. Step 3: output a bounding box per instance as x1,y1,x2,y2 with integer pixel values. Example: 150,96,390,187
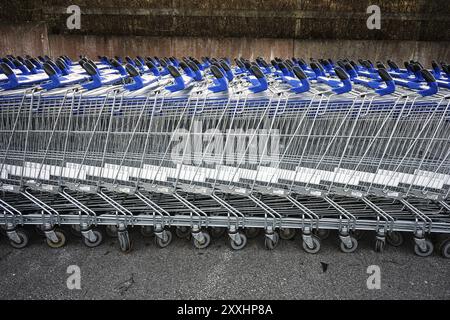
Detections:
0,55,449,258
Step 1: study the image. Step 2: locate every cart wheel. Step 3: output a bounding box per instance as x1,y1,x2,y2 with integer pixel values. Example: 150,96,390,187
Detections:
210,227,226,239
193,232,211,249
279,228,296,240
83,229,104,248
175,226,190,239
414,239,434,257
245,227,261,239
440,239,450,259
46,229,67,249
264,233,279,250
9,228,30,249
302,235,321,254
105,225,118,238
70,225,82,238
340,236,358,253
155,230,173,248
118,231,132,253
140,226,154,238
314,229,330,240
374,239,385,253
386,231,404,247
230,233,247,250
351,230,364,240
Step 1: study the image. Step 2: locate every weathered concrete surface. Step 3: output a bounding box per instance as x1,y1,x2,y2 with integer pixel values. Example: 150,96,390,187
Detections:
0,229,449,300
1,0,449,40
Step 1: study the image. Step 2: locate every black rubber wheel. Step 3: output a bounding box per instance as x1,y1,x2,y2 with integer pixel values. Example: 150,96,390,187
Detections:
118,231,132,253
386,231,404,247
314,229,330,240
9,228,30,249
175,226,190,239
105,225,118,238
140,226,154,238
210,227,226,239
440,239,450,259
264,233,279,250
374,239,385,253
245,227,261,239
339,236,358,253
70,225,82,238
193,232,211,249
155,230,173,248
279,228,296,240
351,230,365,241
414,239,434,257
46,229,67,249
302,235,321,254
230,233,247,250
82,229,104,248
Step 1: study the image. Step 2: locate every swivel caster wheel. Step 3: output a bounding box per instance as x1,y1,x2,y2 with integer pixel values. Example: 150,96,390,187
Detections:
193,232,211,249
155,230,173,248
351,230,365,241
279,228,296,240
439,239,450,259
386,231,404,247
46,229,67,249
118,229,133,253
339,236,358,253
302,235,321,254
70,225,82,238
314,229,330,240
374,239,386,253
140,226,154,238
175,226,190,239
9,228,30,249
229,232,247,250
414,239,434,257
245,227,261,239
264,232,279,250
82,229,104,248
210,227,226,239
105,225,118,238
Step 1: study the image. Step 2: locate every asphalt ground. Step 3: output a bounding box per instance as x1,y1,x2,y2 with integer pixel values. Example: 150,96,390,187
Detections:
0,227,449,300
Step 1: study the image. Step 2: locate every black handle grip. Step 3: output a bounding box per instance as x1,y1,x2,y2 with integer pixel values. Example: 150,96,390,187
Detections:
43,62,56,76
125,64,140,77
187,61,199,72
55,59,66,71
421,69,436,83
310,62,319,70
12,59,23,68
220,61,231,72
344,62,355,73
411,63,422,72
292,66,307,80
210,65,224,79
250,65,264,79
236,59,245,69
376,62,386,69
0,63,14,76
378,68,393,82
179,61,189,70
334,67,349,80
387,60,399,70
146,60,156,70
431,60,439,69
83,61,98,76
110,59,121,68
167,65,181,78
361,60,372,69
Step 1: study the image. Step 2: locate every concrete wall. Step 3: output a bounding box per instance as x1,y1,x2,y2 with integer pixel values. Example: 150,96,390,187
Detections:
1,25,447,63
0,0,449,62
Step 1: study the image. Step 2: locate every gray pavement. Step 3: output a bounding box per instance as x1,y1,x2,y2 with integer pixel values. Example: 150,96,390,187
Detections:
0,229,449,300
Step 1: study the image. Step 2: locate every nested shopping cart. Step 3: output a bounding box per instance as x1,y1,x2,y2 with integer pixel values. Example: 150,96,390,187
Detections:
0,55,449,257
